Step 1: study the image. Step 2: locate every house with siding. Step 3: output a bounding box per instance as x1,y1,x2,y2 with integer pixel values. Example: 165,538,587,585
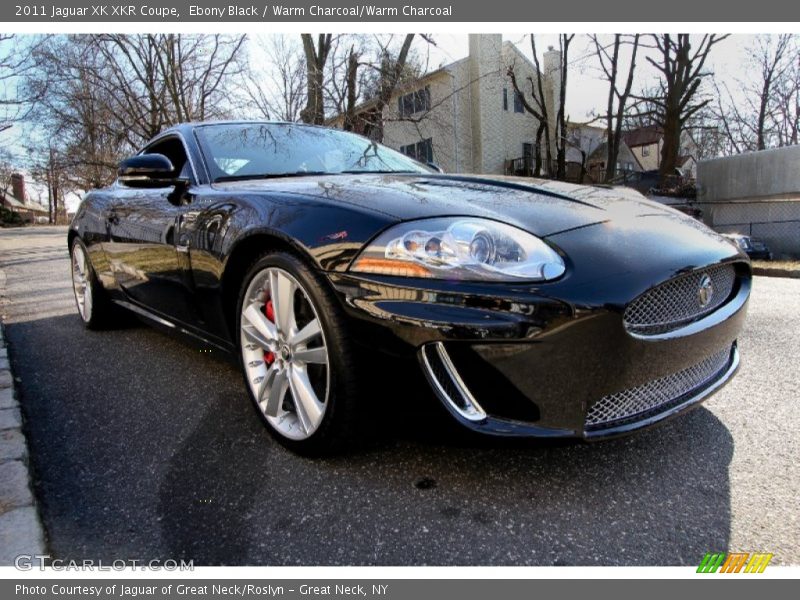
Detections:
586,139,642,180
623,125,699,177
0,173,49,223
328,34,564,176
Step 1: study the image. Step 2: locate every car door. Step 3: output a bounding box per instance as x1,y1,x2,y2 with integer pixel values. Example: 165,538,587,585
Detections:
105,135,204,327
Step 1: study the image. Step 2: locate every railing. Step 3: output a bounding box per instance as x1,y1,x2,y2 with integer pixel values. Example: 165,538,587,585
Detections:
504,157,535,177
504,157,599,184
585,168,642,185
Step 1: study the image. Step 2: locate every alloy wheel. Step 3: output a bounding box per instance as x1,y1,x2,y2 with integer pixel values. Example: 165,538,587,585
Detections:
71,244,93,322
240,267,330,440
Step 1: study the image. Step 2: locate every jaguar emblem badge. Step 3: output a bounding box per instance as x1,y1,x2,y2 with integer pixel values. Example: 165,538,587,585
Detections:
698,274,714,307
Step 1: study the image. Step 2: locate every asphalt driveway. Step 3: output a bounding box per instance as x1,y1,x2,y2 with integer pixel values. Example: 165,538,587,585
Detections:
0,226,797,565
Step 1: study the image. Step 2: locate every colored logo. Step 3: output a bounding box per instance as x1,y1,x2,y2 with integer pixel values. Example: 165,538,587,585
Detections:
697,552,773,573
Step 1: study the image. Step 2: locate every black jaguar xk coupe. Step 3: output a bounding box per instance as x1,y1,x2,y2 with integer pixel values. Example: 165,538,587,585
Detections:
69,121,750,454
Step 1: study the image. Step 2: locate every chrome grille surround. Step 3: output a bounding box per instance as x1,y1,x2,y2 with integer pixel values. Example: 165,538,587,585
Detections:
420,342,487,422
585,346,733,429
624,264,737,335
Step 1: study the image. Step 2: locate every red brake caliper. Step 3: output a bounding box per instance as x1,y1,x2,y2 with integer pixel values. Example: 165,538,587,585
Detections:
263,298,276,365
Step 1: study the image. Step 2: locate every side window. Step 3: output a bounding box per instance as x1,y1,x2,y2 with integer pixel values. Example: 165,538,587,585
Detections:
143,137,192,182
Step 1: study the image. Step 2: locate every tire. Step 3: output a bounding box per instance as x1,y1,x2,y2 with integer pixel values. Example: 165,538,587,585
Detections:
70,238,115,330
236,251,359,455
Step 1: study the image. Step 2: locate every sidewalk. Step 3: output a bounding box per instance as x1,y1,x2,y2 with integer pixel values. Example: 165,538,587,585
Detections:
0,267,46,564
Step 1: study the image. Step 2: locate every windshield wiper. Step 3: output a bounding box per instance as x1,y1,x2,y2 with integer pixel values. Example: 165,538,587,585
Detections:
214,171,330,183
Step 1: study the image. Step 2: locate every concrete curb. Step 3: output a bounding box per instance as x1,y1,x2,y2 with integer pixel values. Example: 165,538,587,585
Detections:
0,271,47,565
752,266,800,279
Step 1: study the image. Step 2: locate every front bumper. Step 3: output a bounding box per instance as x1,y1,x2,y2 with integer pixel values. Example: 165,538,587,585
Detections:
329,257,750,440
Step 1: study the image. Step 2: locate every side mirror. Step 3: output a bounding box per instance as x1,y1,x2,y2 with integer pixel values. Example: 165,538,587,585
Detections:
118,154,178,188
426,162,444,173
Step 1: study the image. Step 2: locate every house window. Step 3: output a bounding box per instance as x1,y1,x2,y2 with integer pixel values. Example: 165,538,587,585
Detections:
398,86,431,118
522,143,533,161
400,138,434,163
513,91,524,113
642,145,650,157
503,88,508,111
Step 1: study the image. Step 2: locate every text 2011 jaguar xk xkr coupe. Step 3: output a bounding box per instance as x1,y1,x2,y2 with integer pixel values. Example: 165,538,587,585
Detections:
69,121,750,454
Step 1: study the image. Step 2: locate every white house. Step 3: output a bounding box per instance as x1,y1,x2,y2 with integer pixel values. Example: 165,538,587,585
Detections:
329,34,565,176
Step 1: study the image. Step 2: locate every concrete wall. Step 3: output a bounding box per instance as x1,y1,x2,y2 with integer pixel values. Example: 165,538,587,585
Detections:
699,145,800,202
469,34,505,173
542,48,560,162
697,145,800,257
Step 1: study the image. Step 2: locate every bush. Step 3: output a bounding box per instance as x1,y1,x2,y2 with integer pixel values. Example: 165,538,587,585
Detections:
0,205,25,227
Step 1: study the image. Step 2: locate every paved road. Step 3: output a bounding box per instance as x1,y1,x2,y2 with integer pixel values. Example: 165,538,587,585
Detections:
0,226,798,566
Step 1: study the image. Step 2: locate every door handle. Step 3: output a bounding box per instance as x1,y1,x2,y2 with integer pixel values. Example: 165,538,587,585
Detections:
106,211,119,225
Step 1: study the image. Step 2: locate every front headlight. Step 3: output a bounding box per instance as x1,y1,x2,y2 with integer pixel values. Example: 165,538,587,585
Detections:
350,217,566,281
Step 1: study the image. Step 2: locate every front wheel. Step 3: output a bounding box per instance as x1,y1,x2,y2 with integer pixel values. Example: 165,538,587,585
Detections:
237,252,359,455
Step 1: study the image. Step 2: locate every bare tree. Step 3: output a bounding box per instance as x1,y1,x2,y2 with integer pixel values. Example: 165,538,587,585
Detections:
25,34,247,190
506,34,574,179
638,34,728,183
752,34,793,150
75,34,246,146
341,46,361,131
0,34,39,124
300,34,333,124
591,34,640,182
25,36,132,189
553,34,575,180
322,34,368,130
713,34,796,153
773,45,800,146
507,35,552,177
245,35,306,121
364,34,415,142
154,34,247,123
324,34,427,141
0,148,15,195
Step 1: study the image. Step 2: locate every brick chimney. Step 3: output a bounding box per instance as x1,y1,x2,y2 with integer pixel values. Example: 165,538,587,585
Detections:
10,173,25,202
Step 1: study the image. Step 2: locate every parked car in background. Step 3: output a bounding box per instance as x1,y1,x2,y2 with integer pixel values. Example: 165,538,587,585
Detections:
68,121,752,455
723,233,773,261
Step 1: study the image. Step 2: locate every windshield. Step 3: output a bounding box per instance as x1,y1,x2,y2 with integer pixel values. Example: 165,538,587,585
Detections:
196,122,434,182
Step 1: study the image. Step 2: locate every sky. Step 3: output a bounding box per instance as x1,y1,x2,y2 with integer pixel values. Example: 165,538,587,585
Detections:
0,33,767,212
416,33,757,123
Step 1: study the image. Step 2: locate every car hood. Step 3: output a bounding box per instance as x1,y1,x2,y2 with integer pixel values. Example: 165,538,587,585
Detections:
212,173,688,238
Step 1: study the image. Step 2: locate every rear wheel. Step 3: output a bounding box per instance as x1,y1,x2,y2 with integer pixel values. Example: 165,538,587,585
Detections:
70,238,114,330
237,252,358,454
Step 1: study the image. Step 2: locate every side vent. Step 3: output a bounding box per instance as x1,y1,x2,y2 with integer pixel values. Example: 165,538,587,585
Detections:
420,342,487,422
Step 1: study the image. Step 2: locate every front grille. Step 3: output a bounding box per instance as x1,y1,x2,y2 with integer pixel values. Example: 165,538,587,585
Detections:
624,264,737,335
585,346,733,429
